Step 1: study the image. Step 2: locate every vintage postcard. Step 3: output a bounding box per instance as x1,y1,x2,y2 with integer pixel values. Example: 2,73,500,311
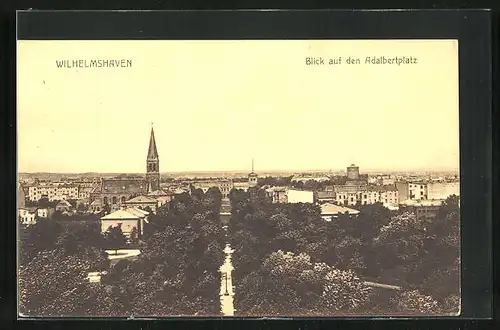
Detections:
17,39,460,317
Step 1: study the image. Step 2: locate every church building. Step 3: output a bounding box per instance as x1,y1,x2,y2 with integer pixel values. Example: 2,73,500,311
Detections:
90,126,161,212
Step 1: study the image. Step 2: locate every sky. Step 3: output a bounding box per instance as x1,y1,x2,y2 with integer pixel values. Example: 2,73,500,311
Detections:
17,40,459,173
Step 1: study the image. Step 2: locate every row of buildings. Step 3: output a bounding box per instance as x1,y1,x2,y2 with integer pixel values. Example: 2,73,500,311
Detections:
22,181,95,202
18,125,459,236
263,164,458,222
18,184,76,225
264,165,401,208
312,164,458,207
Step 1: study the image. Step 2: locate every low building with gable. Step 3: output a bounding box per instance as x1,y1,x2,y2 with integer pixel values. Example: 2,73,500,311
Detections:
122,195,158,213
100,207,149,237
147,189,174,208
400,199,443,221
55,199,74,214
320,203,360,221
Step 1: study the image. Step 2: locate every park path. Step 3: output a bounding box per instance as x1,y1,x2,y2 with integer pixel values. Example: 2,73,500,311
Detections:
219,198,235,316
219,244,235,316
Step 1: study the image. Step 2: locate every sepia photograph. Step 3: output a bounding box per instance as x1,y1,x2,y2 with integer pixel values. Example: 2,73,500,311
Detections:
17,39,460,317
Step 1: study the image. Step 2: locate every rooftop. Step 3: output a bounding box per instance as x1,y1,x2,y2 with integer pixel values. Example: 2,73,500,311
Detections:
147,189,169,197
123,195,156,204
400,199,443,207
101,208,147,220
125,208,149,217
367,184,398,192
320,203,360,215
265,186,288,192
56,200,72,207
100,178,148,194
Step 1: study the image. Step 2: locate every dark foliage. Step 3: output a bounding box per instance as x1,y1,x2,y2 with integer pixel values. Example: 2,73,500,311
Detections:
104,191,226,316
228,189,460,315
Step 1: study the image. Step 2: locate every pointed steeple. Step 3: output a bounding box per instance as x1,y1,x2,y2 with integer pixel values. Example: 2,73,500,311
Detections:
146,123,160,192
147,124,159,160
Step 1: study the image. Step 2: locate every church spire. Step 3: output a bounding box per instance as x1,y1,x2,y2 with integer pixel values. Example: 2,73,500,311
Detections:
146,123,160,192
147,123,158,160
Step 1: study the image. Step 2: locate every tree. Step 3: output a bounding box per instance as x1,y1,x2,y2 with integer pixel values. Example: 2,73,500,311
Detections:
103,203,111,214
104,225,127,255
191,188,205,201
19,247,111,316
204,187,222,212
227,187,460,316
389,290,440,315
104,193,225,316
129,227,139,247
236,251,372,316
37,197,52,208
19,217,63,266
372,212,429,277
368,196,460,314
257,176,292,187
412,195,460,309
77,202,88,213
319,268,372,314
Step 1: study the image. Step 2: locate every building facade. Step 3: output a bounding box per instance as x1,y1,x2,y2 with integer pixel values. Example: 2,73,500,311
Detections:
26,183,79,202
396,181,459,202
333,165,399,207
401,199,443,221
18,207,53,225
286,189,314,204
265,186,288,203
427,181,460,200
191,179,234,199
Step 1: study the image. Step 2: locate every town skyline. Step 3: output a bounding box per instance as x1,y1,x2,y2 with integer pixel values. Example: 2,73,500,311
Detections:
17,165,460,175
18,40,459,173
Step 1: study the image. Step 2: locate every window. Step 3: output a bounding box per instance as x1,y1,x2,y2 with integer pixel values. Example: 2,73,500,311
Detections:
103,197,108,204
121,196,126,203
112,196,117,204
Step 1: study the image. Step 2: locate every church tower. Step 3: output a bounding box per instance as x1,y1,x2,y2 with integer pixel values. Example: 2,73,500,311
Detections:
146,125,160,192
248,158,258,188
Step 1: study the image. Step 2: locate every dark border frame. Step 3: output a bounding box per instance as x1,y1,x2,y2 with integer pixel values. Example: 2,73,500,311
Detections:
11,8,493,326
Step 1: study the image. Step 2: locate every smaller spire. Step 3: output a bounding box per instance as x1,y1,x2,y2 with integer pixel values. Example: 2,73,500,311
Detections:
252,158,254,172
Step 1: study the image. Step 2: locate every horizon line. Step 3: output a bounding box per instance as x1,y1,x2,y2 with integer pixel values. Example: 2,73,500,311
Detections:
18,167,460,175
